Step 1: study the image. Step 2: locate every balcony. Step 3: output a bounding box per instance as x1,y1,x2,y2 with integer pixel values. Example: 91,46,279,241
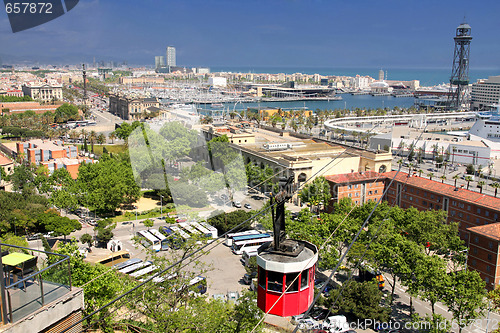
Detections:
0,243,82,332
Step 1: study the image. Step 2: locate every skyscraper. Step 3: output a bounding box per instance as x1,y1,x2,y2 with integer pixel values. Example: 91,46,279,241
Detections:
166,46,176,67
155,56,165,69
378,69,384,81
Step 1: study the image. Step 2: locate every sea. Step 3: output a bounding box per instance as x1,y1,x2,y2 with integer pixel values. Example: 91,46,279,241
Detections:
204,66,500,111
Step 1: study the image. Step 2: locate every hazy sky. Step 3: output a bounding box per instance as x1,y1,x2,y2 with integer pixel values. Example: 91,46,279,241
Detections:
1,0,499,69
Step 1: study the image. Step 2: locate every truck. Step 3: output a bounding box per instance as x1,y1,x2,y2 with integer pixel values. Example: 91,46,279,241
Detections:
322,315,348,332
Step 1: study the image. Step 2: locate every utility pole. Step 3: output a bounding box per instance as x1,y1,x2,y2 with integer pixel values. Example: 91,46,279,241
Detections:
82,64,88,118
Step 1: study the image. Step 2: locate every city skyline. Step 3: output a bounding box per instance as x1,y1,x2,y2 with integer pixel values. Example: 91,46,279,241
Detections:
0,0,499,69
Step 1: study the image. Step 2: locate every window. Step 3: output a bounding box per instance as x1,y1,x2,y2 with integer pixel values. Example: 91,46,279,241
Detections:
488,254,492,261
368,191,373,195
423,201,427,206
467,205,471,211
458,212,463,218
267,271,283,293
487,265,491,272
300,270,309,290
489,242,494,249
429,203,433,209
348,193,352,198
348,185,352,190
285,273,299,293
485,210,490,217
374,190,378,194
355,192,359,197
474,236,479,243
477,208,481,214
258,266,266,288
471,259,476,266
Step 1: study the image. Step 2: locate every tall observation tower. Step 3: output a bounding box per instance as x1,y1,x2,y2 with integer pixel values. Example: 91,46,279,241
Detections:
447,21,472,111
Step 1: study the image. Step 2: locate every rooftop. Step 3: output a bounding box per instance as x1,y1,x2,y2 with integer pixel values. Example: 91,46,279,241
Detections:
0,154,13,166
325,171,383,184
384,171,500,212
467,222,500,241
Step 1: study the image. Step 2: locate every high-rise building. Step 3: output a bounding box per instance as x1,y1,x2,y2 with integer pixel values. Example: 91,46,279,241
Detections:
378,69,384,81
155,56,165,69
470,75,500,111
166,46,176,67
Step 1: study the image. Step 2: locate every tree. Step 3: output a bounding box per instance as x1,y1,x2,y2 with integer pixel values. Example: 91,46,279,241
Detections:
207,210,253,234
108,132,116,144
445,270,487,333
453,174,460,187
80,233,93,249
491,182,500,198
412,255,450,315
54,103,79,122
299,176,331,213
427,172,434,181
97,133,106,145
142,218,154,229
465,176,473,190
39,209,81,241
440,175,446,183
466,164,475,175
75,155,140,213
94,219,116,245
477,180,486,194
326,280,390,323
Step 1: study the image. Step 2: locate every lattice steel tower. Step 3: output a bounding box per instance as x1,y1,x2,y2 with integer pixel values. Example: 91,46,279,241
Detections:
447,21,472,110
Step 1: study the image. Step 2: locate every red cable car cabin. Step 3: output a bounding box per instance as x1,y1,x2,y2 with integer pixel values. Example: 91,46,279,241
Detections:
256,239,318,317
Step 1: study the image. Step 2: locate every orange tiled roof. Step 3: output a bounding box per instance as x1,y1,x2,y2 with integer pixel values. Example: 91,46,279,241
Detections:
325,171,382,184
467,223,500,241
383,171,500,212
0,154,13,165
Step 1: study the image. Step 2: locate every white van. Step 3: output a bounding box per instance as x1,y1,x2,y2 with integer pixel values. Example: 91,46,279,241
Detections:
322,315,348,332
241,248,258,267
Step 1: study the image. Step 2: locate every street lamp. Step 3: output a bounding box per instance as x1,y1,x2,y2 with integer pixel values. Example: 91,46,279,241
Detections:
160,195,164,219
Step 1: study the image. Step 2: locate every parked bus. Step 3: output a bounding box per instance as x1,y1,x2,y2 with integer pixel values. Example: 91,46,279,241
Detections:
225,230,261,246
200,222,218,238
119,260,152,275
170,225,190,241
191,222,212,239
241,248,258,267
160,226,183,249
136,230,161,252
232,236,273,255
130,264,158,279
232,233,271,243
113,258,142,270
84,250,130,267
148,228,169,251
178,222,200,237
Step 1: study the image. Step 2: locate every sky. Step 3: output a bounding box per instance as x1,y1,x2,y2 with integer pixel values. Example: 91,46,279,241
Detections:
0,0,500,70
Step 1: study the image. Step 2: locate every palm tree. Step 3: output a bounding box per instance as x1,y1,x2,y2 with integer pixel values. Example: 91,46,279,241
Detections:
80,128,88,141
453,174,460,187
491,182,500,198
465,176,473,190
427,172,434,181
97,133,106,145
477,181,486,194
109,132,116,144
89,130,97,154
418,169,423,177
440,175,446,183
452,146,457,165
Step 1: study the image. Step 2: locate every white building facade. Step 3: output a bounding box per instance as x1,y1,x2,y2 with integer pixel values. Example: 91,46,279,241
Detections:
471,76,500,111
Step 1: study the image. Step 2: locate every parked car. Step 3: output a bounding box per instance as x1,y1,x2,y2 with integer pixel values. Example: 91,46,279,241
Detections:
233,201,242,208
243,271,257,285
310,307,329,321
298,318,321,330
244,203,252,209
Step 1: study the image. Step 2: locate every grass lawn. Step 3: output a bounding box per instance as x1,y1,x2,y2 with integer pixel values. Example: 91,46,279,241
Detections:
78,144,127,155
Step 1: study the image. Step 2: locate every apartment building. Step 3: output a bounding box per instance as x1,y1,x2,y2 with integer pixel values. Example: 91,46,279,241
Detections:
325,171,385,210
467,223,500,290
16,140,92,179
471,75,500,111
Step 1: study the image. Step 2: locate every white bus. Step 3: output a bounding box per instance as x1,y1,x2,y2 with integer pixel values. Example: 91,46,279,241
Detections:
136,230,161,252
178,222,200,237
170,225,190,241
232,236,273,255
241,248,258,267
225,230,261,247
200,222,218,238
119,260,152,275
191,222,212,239
130,264,158,278
148,228,169,251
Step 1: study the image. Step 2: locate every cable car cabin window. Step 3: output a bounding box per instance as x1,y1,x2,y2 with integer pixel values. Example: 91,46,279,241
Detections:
301,269,309,290
267,271,283,293
286,272,299,293
258,266,266,289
